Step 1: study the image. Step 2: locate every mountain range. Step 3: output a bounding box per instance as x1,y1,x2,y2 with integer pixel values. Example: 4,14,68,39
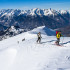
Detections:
0,8,70,40
0,8,70,29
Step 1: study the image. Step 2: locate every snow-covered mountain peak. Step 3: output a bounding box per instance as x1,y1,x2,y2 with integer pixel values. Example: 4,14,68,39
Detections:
43,9,59,16
30,8,43,16
57,10,69,14
0,8,69,17
29,26,56,36
32,8,39,11
68,10,70,14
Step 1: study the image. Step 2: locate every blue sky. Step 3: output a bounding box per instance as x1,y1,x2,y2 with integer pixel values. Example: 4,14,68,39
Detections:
0,0,70,10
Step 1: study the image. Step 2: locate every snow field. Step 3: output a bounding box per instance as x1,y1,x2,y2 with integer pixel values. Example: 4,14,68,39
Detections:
0,26,70,70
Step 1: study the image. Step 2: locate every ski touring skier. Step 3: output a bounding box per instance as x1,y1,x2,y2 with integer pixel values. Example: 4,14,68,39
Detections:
37,32,42,43
55,31,62,45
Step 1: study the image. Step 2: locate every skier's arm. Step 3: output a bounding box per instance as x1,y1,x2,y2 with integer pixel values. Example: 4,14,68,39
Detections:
60,34,63,37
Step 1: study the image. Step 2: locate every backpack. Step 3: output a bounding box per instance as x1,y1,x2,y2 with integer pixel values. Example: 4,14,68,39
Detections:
56,33,61,38
37,33,41,38
56,31,59,35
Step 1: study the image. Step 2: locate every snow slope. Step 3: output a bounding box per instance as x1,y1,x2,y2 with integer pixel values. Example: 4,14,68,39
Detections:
0,26,70,70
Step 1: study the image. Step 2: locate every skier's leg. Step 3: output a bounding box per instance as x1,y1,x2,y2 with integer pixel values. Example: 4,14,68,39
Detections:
37,39,38,42
38,37,41,43
39,38,41,43
56,38,59,45
37,37,39,43
57,38,60,45
58,38,60,45
40,38,41,43
56,41,59,45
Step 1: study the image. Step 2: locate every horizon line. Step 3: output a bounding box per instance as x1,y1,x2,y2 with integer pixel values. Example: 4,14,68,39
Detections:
0,8,70,11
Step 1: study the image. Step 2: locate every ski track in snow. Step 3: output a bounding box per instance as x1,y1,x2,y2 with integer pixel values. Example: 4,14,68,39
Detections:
0,26,70,70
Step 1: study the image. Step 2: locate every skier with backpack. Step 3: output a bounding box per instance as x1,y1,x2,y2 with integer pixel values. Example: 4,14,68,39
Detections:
37,32,42,43
55,31,62,45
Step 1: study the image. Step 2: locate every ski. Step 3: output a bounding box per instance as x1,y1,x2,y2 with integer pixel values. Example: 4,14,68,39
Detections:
56,44,63,47
52,43,63,47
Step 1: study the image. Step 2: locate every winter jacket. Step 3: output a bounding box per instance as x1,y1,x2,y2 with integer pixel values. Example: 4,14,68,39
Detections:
37,33,41,38
56,33,61,38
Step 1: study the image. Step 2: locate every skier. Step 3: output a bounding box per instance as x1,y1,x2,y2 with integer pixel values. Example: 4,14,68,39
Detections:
55,31,62,45
37,32,42,43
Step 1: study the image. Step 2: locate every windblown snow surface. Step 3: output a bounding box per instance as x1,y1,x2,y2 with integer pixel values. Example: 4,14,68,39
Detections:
0,26,70,70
